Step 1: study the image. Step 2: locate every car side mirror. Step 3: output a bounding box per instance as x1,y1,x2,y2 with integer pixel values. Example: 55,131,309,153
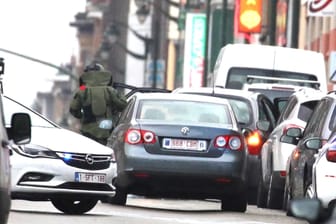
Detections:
10,113,31,145
304,138,323,151
280,127,302,145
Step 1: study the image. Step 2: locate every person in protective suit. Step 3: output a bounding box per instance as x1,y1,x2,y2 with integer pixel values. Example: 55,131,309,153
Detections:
69,62,127,145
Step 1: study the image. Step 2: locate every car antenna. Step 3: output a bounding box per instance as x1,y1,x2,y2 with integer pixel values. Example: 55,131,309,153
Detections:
0,58,4,94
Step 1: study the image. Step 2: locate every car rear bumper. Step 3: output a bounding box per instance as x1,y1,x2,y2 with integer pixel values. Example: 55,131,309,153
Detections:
115,146,247,198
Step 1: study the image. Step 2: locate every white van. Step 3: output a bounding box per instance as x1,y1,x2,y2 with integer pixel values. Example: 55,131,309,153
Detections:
211,44,327,92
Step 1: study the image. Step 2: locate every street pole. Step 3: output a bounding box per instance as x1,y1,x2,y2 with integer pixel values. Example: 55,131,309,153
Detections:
222,0,228,47
152,1,162,89
153,20,159,88
0,48,78,81
204,0,211,87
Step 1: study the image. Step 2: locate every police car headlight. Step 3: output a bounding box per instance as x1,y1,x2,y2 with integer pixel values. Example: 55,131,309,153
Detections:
14,144,58,159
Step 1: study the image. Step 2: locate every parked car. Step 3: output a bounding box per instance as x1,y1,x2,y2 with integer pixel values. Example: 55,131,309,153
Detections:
107,92,249,212
3,95,117,215
173,87,278,204
242,82,314,115
211,43,327,92
282,91,336,214
257,88,324,209
303,130,336,212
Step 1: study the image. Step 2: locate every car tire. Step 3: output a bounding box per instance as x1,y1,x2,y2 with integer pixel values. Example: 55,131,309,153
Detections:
256,177,267,208
247,187,258,205
221,192,247,212
51,197,98,214
267,173,284,209
108,188,127,206
0,193,10,224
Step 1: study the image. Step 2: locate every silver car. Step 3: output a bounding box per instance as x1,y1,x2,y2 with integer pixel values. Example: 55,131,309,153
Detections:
108,92,249,212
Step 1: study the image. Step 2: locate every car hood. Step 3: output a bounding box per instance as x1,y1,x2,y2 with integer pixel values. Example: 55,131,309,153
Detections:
30,126,113,155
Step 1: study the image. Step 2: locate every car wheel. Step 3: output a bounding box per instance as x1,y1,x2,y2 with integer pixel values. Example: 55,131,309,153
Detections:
108,187,127,205
51,197,98,214
256,177,267,208
267,173,284,209
247,187,257,205
0,193,10,224
221,192,247,212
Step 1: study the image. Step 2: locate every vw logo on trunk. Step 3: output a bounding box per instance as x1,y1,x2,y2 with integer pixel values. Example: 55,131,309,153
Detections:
181,127,190,135
85,154,94,165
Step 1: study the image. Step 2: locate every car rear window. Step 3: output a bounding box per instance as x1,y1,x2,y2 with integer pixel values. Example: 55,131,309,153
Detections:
175,92,252,126
137,99,233,125
226,67,318,90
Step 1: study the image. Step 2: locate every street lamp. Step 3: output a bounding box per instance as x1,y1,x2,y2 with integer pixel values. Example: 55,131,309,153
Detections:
136,4,151,24
0,48,78,82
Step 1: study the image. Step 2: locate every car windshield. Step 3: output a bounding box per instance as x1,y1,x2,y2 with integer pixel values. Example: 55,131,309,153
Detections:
3,96,56,128
226,67,318,90
137,99,233,125
175,92,252,126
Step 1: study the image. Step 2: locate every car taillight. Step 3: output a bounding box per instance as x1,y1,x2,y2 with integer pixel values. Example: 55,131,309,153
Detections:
214,135,242,150
280,171,286,177
293,148,300,160
246,131,262,155
326,149,336,162
124,129,157,145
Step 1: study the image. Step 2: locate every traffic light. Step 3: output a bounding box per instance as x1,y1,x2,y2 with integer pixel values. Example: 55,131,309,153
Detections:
238,0,262,33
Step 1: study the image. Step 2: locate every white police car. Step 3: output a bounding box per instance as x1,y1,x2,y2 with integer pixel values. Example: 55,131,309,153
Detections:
4,95,116,214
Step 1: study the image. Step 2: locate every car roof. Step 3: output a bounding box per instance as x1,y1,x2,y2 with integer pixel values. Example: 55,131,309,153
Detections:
173,87,259,99
133,92,231,105
113,82,171,98
288,87,325,100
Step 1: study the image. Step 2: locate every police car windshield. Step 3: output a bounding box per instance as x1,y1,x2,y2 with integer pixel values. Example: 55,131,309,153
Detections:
3,96,56,128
